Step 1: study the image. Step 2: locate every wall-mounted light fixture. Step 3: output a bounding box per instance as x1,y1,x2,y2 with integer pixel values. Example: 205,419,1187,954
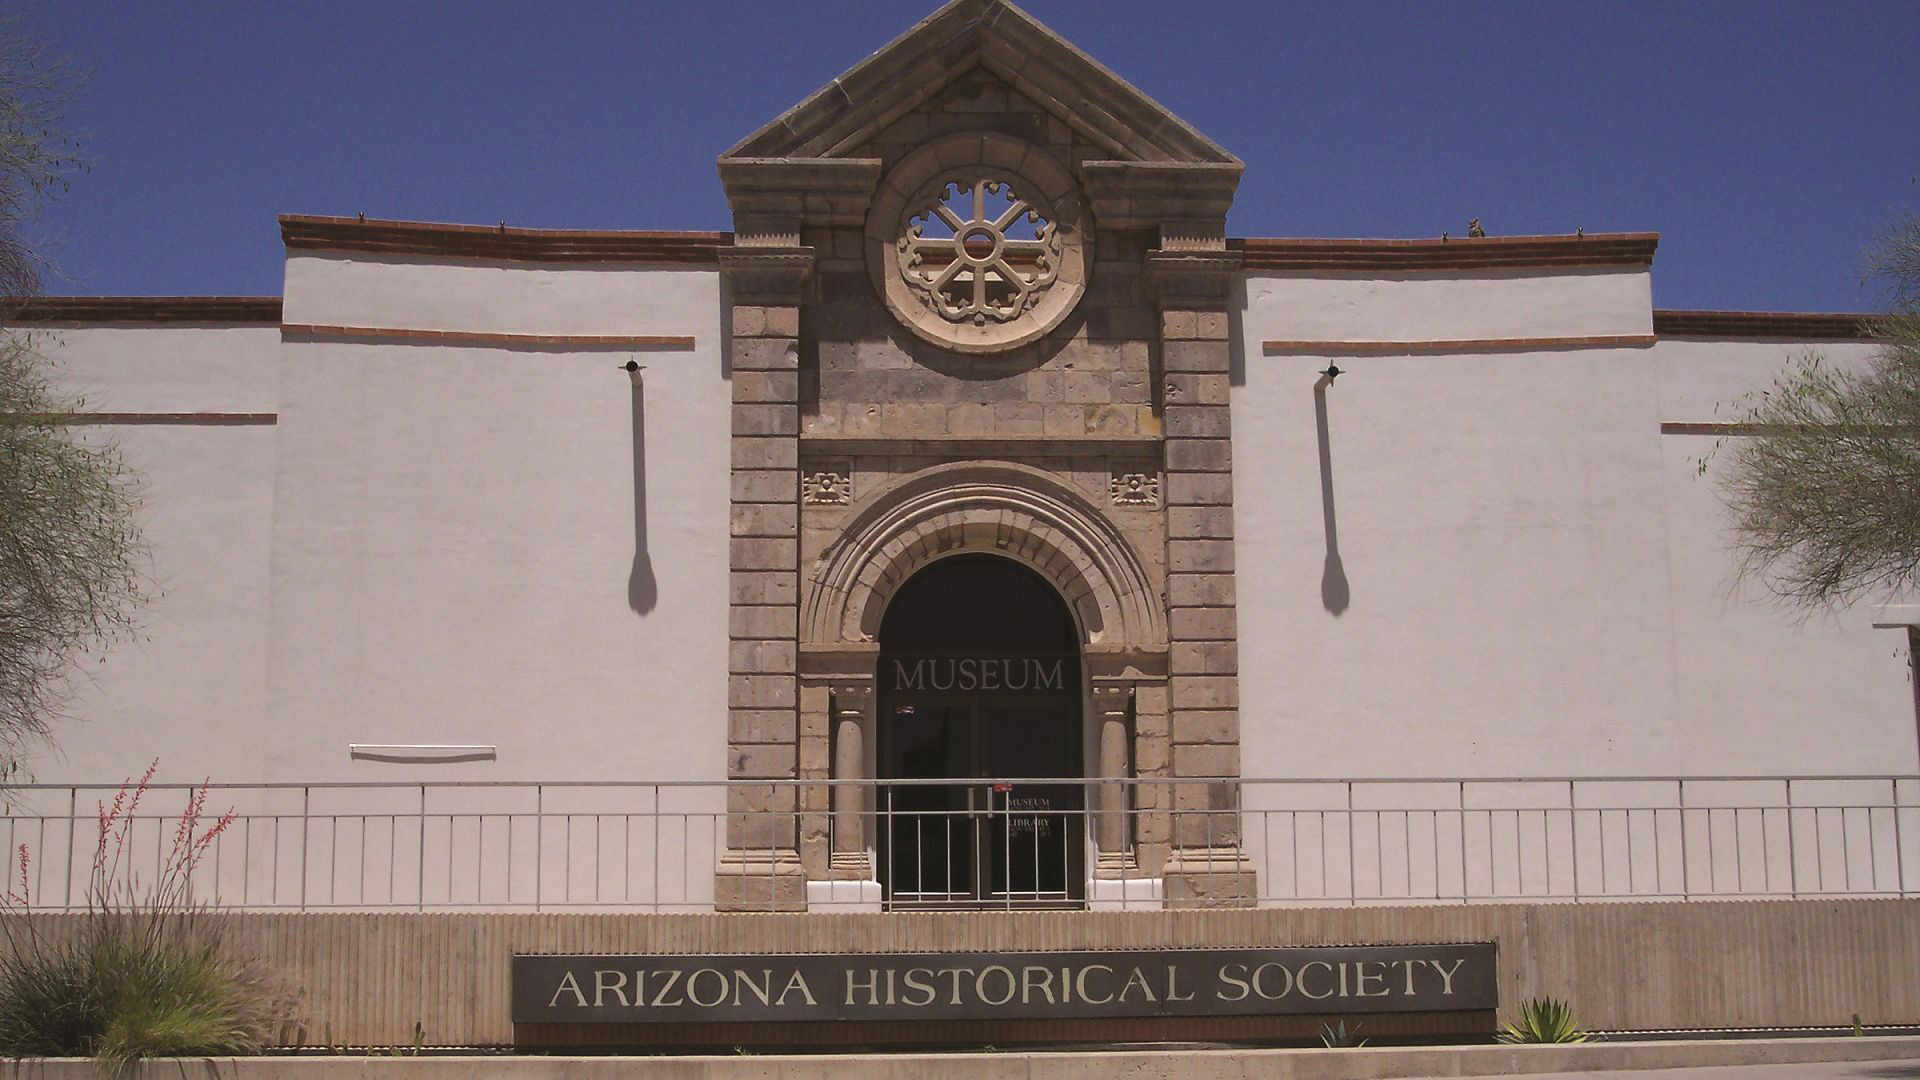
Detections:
620,360,646,389
1319,363,1344,384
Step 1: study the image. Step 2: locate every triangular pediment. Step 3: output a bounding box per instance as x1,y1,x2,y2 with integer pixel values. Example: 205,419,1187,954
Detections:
721,0,1238,166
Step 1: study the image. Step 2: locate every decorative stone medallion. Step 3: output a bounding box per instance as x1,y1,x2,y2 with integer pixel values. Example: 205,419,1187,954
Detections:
802,468,852,506
1110,469,1160,507
866,134,1088,354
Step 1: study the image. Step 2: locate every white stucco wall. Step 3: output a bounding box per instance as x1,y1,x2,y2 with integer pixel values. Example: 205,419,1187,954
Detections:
30,260,731,796
1243,268,1653,344
1233,274,1914,784
28,327,280,783
268,257,729,787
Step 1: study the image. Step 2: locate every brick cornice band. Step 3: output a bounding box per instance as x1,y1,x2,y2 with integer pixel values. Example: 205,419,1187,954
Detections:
8,297,282,324
280,215,731,264
1235,233,1659,272
281,324,695,349
1653,310,1884,340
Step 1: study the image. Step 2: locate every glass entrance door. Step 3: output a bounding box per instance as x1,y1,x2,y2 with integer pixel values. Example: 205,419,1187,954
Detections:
878,696,1084,908
873,554,1086,910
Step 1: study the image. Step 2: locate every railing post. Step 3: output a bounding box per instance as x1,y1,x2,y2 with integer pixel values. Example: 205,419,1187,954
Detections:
1895,778,1907,899
64,786,77,911
1568,780,1578,902
299,785,310,912
417,784,427,913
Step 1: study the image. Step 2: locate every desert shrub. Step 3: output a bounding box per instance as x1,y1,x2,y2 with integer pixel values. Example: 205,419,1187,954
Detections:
0,763,281,1072
1496,996,1591,1044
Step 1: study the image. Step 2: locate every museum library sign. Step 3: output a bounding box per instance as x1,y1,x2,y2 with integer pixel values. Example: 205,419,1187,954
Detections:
513,944,1497,1024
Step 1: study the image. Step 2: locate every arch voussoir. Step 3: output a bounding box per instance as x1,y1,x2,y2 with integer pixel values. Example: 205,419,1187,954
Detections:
801,461,1167,650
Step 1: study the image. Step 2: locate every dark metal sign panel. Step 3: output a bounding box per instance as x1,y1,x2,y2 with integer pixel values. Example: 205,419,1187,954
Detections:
512,944,1496,1024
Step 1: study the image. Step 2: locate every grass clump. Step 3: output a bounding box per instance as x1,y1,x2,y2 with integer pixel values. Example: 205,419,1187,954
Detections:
0,762,282,1072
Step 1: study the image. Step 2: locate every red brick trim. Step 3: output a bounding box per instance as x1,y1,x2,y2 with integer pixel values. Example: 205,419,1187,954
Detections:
281,215,730,264
1236,233,1659,272
1263,334,1656,355
12,412,277,426
8,297,282,324
281,324,695,349
1653,310,1883,340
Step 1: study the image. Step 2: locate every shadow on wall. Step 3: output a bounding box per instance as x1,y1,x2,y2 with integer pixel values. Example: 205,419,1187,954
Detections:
1315,374,1350,616
628,381,658,616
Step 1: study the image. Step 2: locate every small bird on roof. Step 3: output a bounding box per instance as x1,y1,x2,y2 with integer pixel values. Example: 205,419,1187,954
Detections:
1467,219,1487,238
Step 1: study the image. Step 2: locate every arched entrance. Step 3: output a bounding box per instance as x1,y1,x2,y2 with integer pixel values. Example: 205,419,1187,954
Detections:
876,554,1085,909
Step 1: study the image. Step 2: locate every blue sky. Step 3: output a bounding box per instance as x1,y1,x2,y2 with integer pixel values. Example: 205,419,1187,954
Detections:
21,1,1920,312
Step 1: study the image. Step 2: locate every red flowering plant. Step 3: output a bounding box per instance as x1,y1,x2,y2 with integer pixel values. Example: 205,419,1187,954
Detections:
0,760,281,1071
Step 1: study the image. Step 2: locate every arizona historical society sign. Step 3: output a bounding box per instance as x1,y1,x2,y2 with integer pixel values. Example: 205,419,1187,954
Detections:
512,944,1496,1024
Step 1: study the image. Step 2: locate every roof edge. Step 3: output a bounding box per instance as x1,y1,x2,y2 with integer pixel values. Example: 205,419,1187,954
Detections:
1236,233,1660,272
1653,310,1886,341
8,296,283,324
280,215,731,264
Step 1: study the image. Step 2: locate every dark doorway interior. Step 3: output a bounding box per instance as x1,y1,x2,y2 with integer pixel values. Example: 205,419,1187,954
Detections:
876,555,1085,909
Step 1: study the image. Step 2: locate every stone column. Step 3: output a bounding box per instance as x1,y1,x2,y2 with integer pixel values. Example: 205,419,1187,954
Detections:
1093,682,1138,876
715,242,813,912
829,682,874,880
1151,243,1257,907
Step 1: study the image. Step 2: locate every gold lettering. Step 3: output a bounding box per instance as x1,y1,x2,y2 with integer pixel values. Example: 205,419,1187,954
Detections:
1396,959,1420,995
1117,967,1157,1003
733,969,772,1007
776,971,817,1007
686,969,728,1008
1297,961,1336,1000
976,966,1017,1006
1353,961,1389,998
592,969,629,1007
649,969,685,1007
1215,963,1251,1002
901,968,936,1007
845,968,880,1007
1428,957,1467,996
1251,961,1293,1000
547,970,588,1009
1076,964,1115,1005
1165,964,1195,1002
1021,965,1056,1004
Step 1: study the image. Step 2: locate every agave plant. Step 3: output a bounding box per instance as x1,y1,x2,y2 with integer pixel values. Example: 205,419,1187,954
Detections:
1496,997,1590,1044
1318,1019,1368,1048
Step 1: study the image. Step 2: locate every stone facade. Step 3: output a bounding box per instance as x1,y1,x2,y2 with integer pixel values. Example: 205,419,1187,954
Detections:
714,0,1251,909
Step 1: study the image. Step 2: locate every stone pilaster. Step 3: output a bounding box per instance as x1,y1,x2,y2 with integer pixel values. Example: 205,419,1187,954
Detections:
829,681,875,880
1092,682,1140,877
716,244,812,912
1151,248,1256,908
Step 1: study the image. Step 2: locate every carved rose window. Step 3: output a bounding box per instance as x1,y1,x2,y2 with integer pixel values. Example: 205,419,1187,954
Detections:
898,177,1060,327
866,134,1087,354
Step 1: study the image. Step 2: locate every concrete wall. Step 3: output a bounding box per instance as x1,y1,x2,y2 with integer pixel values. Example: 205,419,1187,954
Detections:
24,900,1914,1046
1233,270,1914,784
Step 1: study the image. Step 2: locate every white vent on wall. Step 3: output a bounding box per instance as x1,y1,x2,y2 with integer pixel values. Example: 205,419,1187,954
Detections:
348,744,496,764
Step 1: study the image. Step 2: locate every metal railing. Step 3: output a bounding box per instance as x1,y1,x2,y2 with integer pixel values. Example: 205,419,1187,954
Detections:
2,775,1914,912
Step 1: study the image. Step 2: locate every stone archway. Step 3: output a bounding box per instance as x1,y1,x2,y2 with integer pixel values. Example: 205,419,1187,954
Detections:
798,461,1168,907
802,461,1166,654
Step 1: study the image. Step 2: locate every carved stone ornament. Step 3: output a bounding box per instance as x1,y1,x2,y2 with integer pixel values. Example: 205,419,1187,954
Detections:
802,469,852,505
866,134,1087,354
1111,470,1159,507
